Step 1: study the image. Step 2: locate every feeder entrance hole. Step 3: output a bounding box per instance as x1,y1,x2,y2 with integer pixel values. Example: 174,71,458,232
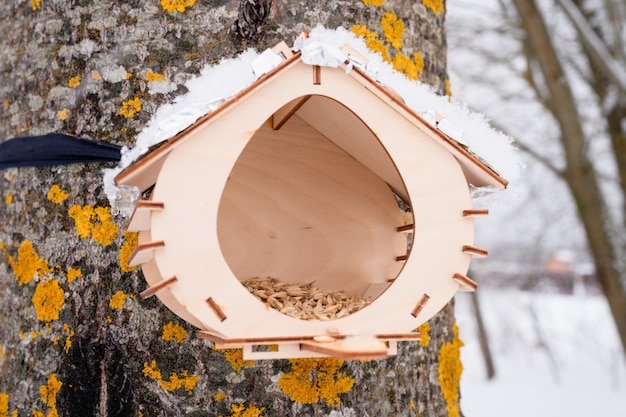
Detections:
217,94,413,320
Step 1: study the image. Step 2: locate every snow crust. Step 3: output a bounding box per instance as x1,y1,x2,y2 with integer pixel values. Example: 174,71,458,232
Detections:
104,26,521,213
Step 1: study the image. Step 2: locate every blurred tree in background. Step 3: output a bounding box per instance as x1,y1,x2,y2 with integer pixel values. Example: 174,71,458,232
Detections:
449,0,626,357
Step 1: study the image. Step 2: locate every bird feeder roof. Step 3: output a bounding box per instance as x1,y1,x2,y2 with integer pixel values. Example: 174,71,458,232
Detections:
114,39,507,193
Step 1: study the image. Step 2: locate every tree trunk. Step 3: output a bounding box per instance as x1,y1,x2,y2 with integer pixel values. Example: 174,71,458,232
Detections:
512,0,626,358
469,291,495,380
0,1,462,416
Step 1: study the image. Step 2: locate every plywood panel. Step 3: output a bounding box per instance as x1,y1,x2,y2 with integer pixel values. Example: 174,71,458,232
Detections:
295,95,408,200
217,116,407,296
136,61,475,345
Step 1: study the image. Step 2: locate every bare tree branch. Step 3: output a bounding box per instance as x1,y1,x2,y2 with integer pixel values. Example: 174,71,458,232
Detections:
556,0,626,94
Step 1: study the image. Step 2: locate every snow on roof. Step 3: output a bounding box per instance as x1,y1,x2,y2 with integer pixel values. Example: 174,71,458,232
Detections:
104,26,521,215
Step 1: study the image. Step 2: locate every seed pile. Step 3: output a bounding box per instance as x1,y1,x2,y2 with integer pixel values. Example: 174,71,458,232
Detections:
242,276,372,321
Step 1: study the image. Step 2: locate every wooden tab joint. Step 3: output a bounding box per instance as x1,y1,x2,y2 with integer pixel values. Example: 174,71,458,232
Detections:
411,293,430,317
313,65,321,85
206,297,227,322
140,276,177,299
453,273,478,292
462,245,489,258
128,240,165,266
463,209,489,217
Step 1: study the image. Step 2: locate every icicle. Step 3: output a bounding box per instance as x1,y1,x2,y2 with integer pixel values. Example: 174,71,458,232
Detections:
110,185,140,217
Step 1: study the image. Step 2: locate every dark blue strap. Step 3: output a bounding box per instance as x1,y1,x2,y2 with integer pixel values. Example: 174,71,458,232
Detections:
0,133,121,169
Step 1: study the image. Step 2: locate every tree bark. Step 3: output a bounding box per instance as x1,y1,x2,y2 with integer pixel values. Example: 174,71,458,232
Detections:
512,0,626,358
0,1,462,416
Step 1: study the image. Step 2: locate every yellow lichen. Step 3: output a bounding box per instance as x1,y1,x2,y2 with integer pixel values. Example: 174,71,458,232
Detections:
9,240,52,285
30,0,41,12
438,324,464,417
91,207,119,245
2,100,8,110
119,97,141,119
32,280,64,322
57,109,68,121
362,0,384,6
66,267,82,283
218,348,254,373
146,70,167,82
34,373,62,417
227,403,265,417
142,360,199,394
215,391,226,401
418,322,430,347
68,205,119,245
0,393,8,417
68,205,94,239
68,76,80,88
109,290,129,310
414,52,425,78
277,358,354,407
423,0,445,15
392,52,419,80
119,231,138,272
160,0,197,13
381,12,404,50
351,25,390,62
40,373,62,408
162,321,187,343
446,79,452,97
47,185,69,205
4,193,12,205
91,70,103,81
63,323,74,353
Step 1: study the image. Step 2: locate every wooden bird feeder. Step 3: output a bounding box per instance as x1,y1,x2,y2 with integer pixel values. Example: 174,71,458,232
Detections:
116,40,507,360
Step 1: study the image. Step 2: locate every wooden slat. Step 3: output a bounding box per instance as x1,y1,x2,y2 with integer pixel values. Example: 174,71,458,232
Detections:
397,224,414,232
462,245,489,258
462,209,489,217
345,66,508,189
396,254,408,261
114,51,304,192
140,276,177,299
376,332,421,341
271,95,311,130
197,331,421,346
128,240,165,267
300,335,389,360
271,41,294,59
127,200,164,232
196,331,318,345
411,294,430,318
205,297,227,322
453,273,478,292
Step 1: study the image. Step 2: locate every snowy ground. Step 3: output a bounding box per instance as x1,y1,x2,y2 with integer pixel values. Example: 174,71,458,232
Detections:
455,289,626,417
